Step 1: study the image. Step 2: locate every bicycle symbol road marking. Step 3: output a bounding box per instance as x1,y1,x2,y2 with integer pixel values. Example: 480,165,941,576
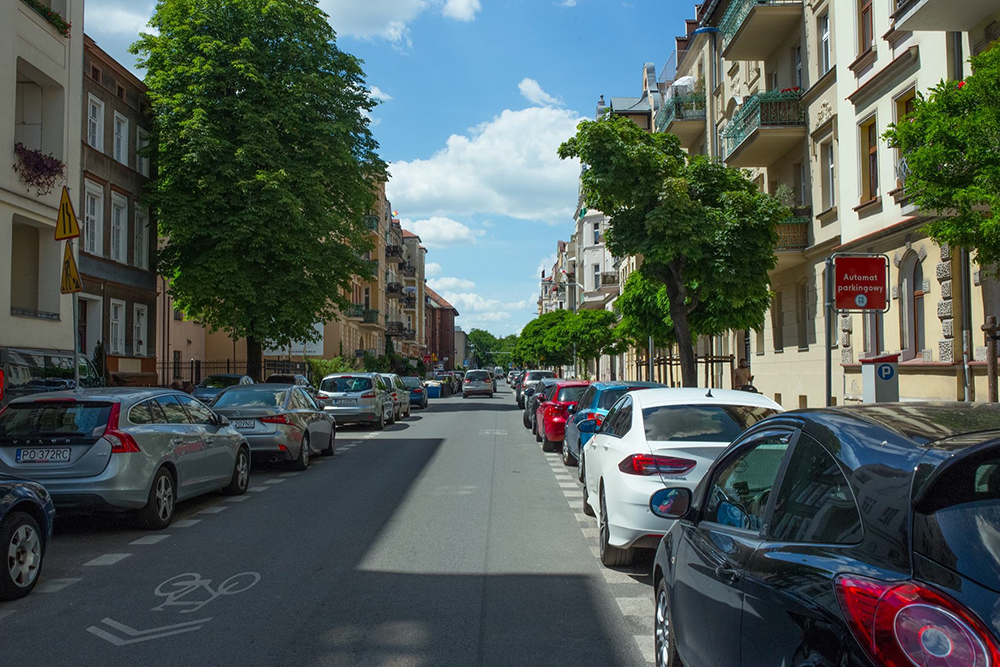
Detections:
152,572,260,614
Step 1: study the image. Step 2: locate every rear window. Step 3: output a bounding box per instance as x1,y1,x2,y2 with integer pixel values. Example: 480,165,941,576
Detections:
265,375,295,384
213,388,287,408
466,371,490,381
0,401,112,442
598,388,629,410
401,377,423,388
526,371,555,382
641,405,777,442
557,386,588,402
200,376,242,389
321,377,373,393
914,450,1000,592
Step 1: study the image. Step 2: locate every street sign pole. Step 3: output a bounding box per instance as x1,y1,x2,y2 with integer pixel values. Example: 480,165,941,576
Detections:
825,257,833,407
832,253,891,405
73,237,80,392
55,185,83,391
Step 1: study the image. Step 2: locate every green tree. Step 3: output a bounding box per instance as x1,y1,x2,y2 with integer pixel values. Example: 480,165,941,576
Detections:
565,309,621,374
559,116,784,386
614,272,675,350
134,0,386,379
467,328,500,368
884,46,1000,269
514,310,575,368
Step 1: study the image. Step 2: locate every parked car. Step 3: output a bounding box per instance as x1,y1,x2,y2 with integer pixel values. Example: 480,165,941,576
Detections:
192,374,253,404
580,388,780,566
651,402,1000,667
1,347,103,408
517,370,555,409
524,377,561,432
534,380,590,452
401,376,428,409
379,373,411,421
212,384,334,469
317,373,393,428
462,369,494,398
507,371,517,385
0,388,251,529
564,382,665,469
264,373,315,396
0,473,55,600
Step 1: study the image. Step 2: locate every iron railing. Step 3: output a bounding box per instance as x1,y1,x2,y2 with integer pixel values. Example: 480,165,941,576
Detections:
655,92,707,133
776,216,810,250
403,295,417,309
723,90,805,159
157,359,309,386
386,245,404,261
386,281,404,297
720,0,802,51
386,320,405,336
402,263,417,278
600,272,619,287
895,155,910,188
365,215,379,231
361,308,380,324
344,304,364,319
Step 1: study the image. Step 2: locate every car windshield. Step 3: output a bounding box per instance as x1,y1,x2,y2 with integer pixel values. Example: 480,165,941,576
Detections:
641,405,777,442
199,376,242,389
321,377,373,392
213,388,287,408
466,371,489,381
401,377,423,388
556,386,587,402
0,401,112,441
526,371,555,382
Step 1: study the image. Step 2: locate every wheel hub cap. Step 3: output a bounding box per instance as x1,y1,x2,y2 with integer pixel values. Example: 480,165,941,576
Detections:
656,590,670,666
7,524,41,588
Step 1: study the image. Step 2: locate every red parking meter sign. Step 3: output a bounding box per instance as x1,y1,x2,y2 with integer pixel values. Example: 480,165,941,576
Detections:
834,255,889,311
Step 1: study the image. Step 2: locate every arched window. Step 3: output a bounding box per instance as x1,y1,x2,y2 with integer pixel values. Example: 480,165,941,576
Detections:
899,252,925,359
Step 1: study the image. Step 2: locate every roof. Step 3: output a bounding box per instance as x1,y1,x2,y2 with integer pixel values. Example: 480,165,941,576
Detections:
402,229,420,240
423,285,459,314
631,387,783,411
609,96,650,113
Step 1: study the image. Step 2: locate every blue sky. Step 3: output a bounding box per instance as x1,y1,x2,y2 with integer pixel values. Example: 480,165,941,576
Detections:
83,0,690,335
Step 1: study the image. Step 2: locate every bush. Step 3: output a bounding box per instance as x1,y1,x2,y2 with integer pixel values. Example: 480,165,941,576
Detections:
306,356,356,380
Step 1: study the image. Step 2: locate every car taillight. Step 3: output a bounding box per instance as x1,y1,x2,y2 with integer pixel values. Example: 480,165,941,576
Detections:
260,414,290,425
413,388,423,393
618,454,696,476
391,392,397,399
317,392,330,400
104,403,141,453
836,575,1000,667
360,391,376,398
464,379,472,383
584,412,604,425
0,368,4,403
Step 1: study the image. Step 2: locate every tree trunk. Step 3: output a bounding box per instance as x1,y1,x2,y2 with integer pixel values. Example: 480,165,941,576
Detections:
663,272,698,387
247,336,263,382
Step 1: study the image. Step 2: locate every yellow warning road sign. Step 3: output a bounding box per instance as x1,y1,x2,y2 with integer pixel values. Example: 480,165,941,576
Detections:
55,186,80,241
61,242,83,294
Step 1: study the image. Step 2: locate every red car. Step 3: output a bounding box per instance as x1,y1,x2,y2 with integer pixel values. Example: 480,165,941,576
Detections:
535,380,591,452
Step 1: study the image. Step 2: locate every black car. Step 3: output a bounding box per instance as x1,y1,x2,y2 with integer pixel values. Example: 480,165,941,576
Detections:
650,402,1000,667
264,373,315,395
522,377,559,433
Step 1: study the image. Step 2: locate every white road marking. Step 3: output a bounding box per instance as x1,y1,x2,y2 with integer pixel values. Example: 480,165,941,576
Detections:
87,617,213,646
248,486,269,493
563,490,584,498
36,577,82,593
280,472,300,477
634,634,656,664
130,535,171,545
559,482,578,488
602,568,640,584
590,546,600,558
84,553,131,566
172,519,202,528
224,496,250,502
311,459,325,464
575,513,590,523
616,597,650,617
581,527,599,539
264,479,286,485
197,506,228,514
0,610,17,621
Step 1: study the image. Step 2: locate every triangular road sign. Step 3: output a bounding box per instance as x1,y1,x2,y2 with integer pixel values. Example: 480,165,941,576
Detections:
55,186,81,241
61,242,83,294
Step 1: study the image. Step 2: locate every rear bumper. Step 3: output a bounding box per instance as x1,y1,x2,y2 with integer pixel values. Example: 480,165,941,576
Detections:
544,419,567,442
323,408,380,423
605,473,699,549
42,456,151,510
244,431,299,459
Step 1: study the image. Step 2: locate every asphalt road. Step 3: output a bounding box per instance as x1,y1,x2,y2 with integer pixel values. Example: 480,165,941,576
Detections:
0,382,656,666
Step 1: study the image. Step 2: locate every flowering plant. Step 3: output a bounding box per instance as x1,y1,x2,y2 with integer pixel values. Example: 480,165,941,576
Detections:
20,0,71,37
13,143,65,197
779,87,801,94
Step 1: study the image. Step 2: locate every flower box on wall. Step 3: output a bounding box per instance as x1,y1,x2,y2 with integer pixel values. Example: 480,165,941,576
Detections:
20,0,72,37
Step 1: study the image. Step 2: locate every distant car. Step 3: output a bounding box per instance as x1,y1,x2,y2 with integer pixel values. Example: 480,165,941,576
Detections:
652,402,1000,667
517,370,555,409
212,384,334,469
533,380,590,452
0,389,251,529
523,377,559,431
192,374,253,404
379,373,411,421
580,388,780,566
264,373,315,396
433,374,456,397
401,376,428,409
564,382,665,469
462,370,494,398
0,473,55,600
317,373,394,428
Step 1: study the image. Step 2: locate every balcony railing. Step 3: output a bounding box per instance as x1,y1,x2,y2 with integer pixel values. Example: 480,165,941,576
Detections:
720,0,801,54
344,304,364,319
386,245,405,263
723,91,805,159
404,328,417,341
776,217,809,250
403,295,417,309
655,92,707,133
386,320,405,336
365,215,379,231
361,309,380,325
895,155,910,189
386,281,404,297
402,263,417,278
600,272,619,287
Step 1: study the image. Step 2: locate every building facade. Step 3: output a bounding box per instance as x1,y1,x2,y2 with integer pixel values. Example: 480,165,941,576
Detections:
401,229,427,359
424,285,459,370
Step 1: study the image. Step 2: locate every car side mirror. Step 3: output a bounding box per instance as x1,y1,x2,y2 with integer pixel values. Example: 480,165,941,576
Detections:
525,388,535,397
577,419,598,434
567,405,577,414
650,488,692,520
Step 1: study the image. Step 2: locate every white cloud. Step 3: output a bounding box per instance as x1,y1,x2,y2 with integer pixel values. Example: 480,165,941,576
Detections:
425,262,443,277
518,78,561,107
428,276,477,291
369,86,393,102
536,252,557,279
388,105,582,224
399,217,485,248
322,0,478,45
84,2,153,35
442,0,482,21
446,292,532,326
561,0,577,6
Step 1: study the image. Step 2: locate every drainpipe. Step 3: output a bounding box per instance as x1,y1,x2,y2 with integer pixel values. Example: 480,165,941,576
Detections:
689,26,720,156
950,32,973,401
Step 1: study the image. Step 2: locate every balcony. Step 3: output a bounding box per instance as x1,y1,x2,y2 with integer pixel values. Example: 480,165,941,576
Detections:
403,294,417,310
894,0,994,32
773,215,811,272
720,0,804,61
599,272,619,295
404,328,417,342
365,215,379,231
723,91,806,168
386,281,404,299
402,263,417,280
386,245,405,264
386,320,405,336
359,309,382,327
654,92,707,146
344,304,364,319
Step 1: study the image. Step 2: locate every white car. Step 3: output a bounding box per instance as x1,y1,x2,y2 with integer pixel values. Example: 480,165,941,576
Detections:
580,388,782,567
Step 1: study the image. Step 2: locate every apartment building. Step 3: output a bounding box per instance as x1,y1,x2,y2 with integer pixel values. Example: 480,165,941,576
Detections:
425,285,459,370
2,0,84,353
383,218,407,355
79,36,158,384
401,229,428,358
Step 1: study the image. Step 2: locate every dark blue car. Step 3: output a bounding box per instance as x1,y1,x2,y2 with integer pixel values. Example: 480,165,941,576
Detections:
401,377,428,409
1,473,55,600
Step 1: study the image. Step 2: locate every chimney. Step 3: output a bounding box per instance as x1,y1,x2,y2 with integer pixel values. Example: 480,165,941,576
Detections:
596,94,606,118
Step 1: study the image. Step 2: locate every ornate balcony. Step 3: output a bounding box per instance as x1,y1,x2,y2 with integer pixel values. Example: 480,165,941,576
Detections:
386,320,405,336
386,245,405,263
776,217,809,250
403,294,417,310
654,92,707,146
404,328,417,342
720,0,804,61
344,304,364,319
386,281,404,298
402,263,417,279
723,91,806,168
357,309,381,327
365,214,379,231
599,272,619,295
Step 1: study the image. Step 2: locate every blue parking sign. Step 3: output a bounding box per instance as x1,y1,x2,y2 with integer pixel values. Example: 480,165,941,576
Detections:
877,364,895,381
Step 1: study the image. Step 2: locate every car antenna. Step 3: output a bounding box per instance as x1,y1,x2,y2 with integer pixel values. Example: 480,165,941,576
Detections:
705,388,713,398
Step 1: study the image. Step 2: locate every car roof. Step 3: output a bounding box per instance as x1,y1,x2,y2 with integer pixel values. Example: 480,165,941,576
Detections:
592,381,665,391
630,387,783,411
8,387,183,404
222,383,292,390
322,372,374,378
553,380,590,387
205,373,245,378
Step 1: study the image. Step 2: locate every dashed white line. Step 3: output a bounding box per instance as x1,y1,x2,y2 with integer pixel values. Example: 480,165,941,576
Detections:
601,568,640,584
36,578,82,593
130,535,170,545
581,527,599,539
197,506,228,514
574,513,590,523
172,519,201,528
616,597,649,617
590,546,600,558
264,479,286,485
225,495,250,502
0,610,17,621
558,482,578,488
280,472,300,477
248,486,269,493
634,634,655,664
84,553,131,566
563,490,584,498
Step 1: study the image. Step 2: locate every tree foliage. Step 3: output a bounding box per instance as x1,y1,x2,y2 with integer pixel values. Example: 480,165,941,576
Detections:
613,272,675,349
558,115,785,386
467,329,500,368
134,0,387,378
884,46,1000,270
512,309,620,372
565,310,622,369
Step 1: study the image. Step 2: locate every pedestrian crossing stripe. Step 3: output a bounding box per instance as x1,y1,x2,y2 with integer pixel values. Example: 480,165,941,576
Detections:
54,186,81,241
60,242,83,294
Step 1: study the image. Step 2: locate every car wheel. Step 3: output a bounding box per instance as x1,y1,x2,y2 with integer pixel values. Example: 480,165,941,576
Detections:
578,445,587,483
581,461,595,517
293,434,310,471
562,439,576,466
139,467,176,530
517,398,524,409
377,408,386,430
223,446,251,495
0,511,44,601
655,578,682,667
321,429,335,457
522,411,531,429
388,408,396,425
541,436,555,452
599,487,634,567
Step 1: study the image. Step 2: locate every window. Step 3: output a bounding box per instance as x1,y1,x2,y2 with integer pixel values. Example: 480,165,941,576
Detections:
110,194,128,263
109,300,126,355
113,112,128,165
859,0,873,54
820,13,831,74
133,304,147,357
770,435,863,544
605,397,633,437
128,401,153,425
84,181,103,255
772,292,784,351
756,326,766,355
860,117,879,203
900,254,925,357
593,263,600,291
135,207,149,270
894,90,916,188
822,142,836,210
156,395,191,424
641,405,777,442
770,71,779,91
793,45,803,89
136,128,150,177
87,95,104,151
116,84,126,100
364,287,371,308
178,396,215,425
797,282,809,349
863,310,885,355
705,431,792,532
793,163,809,207
90,65,101,81
593,222,600,245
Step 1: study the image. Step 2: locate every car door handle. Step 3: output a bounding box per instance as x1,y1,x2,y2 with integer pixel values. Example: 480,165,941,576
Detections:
715,567,741,584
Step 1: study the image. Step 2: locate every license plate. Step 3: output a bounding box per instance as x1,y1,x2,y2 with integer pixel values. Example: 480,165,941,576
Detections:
335,399,357,405
233,420,257,429
16,448,71,463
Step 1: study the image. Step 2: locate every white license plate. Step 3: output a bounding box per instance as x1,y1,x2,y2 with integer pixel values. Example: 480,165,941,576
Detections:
233,420,257,429
335,399,357,405
17,448,71,463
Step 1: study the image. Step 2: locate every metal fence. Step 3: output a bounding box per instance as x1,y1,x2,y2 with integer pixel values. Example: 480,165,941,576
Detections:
156,358,310,387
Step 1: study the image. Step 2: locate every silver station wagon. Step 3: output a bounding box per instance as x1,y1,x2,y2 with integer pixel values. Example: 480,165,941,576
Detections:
0,388,251,529
318,373,394,429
